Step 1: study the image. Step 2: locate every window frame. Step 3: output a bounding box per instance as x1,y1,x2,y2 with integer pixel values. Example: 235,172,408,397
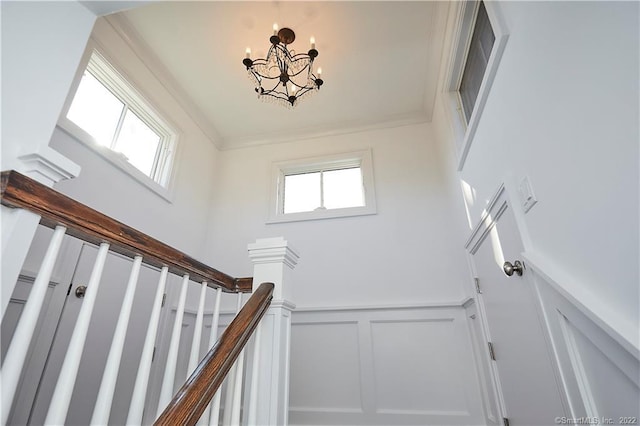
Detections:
442,0,509,171
267,150,377,224
57,42,179,200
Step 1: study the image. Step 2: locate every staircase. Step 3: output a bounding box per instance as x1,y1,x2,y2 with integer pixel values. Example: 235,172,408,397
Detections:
1,170,297,425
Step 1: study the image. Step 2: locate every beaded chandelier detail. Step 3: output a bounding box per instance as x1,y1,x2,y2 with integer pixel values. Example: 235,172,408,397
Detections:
243,25,324,108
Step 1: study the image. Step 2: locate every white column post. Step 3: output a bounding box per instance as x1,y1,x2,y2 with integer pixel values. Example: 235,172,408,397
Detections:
247,237,299,426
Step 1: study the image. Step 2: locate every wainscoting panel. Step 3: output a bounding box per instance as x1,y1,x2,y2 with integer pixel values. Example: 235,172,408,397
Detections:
290,321,363,414
289,305,485,426
529,257,640,422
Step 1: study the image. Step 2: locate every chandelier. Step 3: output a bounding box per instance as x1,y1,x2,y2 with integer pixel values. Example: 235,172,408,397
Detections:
243,24,324,108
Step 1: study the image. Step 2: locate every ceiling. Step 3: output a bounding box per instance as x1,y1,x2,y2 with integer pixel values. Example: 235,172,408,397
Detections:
107,2,450,150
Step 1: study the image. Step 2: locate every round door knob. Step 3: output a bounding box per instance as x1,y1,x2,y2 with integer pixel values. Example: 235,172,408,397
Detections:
75,285,87,298
503,260,524,277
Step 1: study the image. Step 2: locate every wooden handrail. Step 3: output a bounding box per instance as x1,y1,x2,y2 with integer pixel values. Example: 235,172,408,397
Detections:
1,170,251,292
154,282,274,426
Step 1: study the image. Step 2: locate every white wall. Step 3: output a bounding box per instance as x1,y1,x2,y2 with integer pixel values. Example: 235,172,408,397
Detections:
205,123,470,308
438,1,639,348
1,1,95,172
433,1,640,421
50,18,220,258
0,0,97,315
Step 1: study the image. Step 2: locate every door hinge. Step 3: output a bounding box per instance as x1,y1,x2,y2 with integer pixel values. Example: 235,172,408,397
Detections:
488,341,496,361
503,417,510,426
67,283,73,296
474,277,482,294
161,293,166,307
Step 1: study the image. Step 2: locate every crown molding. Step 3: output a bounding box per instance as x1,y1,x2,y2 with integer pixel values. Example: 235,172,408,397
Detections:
103,11,441,152
104,14,224,148
421,0,451,124
221,111,430,151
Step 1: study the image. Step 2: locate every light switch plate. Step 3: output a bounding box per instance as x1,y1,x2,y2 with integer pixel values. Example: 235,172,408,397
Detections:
518,176,538,213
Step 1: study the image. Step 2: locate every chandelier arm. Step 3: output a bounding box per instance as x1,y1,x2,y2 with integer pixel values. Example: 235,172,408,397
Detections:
260,89,291,101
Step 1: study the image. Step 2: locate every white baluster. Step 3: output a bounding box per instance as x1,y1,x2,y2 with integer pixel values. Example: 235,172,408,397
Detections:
91,255,142,425
205,287,223,426
45,242,110,425
222,293,244,426
229,346,246,426
156,274,189,418
247,322,262,426
188,281,207,375
1,225,66,425
126,266,168,426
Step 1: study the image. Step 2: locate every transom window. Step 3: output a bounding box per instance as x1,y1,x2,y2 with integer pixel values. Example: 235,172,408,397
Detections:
61,50,176,189
268,150,377,223
443,0,507,169
458,1,495,124
283,167,365,214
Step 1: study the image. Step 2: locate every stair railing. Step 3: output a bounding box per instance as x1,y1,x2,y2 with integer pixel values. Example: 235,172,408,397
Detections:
1,170,269,425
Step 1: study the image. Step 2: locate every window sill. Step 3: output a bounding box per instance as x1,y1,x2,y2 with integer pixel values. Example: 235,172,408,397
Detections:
56,120,174,203
266,205,377,224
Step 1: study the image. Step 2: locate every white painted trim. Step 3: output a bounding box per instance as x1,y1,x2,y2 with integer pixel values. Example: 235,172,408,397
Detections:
557,312,599,419
17,147,81,187
222,113,428,151
294,299,472,313
248,237,300,269
56,123,175,202
440,0,510,171
289,304,485,424
464,184,507,252
523,250,640,359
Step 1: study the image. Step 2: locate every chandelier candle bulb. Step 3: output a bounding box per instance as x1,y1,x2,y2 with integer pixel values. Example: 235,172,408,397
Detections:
245,47,251,59
310,36,316,49
273,23,278,35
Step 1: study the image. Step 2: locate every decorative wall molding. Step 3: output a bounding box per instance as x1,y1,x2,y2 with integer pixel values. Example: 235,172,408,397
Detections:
247,237,300,268
533,269,640,420
288,304,484,425
295,299,472,313
464,183,507,253
17,146,81,187
524,250,639,359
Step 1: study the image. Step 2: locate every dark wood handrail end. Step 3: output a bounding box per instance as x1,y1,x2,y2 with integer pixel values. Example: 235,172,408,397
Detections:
154,282,274,426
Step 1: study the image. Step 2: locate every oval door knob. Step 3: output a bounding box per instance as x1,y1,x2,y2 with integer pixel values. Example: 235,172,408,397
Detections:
75,285,87,298
503,260,524,277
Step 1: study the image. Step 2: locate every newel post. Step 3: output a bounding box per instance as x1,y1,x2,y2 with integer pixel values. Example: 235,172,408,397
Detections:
247,237,299,426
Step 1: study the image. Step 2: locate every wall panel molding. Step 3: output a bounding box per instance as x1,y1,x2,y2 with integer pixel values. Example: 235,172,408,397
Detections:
532,267,640,421
288,305,485,425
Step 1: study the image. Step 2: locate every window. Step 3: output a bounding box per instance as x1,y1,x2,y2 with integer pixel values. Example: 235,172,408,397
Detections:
458,1,495,124
268,150,377,223
443,0,508,170
60,50,177,192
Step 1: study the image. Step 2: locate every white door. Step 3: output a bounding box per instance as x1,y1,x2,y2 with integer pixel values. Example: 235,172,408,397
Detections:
1,226,83,426
469,193,566,425
24,242,166,425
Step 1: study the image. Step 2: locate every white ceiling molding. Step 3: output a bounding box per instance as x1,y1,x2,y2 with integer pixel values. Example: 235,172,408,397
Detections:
221,112,429,151
105,14,225,148
102,2,448,150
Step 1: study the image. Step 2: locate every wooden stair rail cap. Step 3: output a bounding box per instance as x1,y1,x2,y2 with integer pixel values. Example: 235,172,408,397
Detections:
1,170,251,292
